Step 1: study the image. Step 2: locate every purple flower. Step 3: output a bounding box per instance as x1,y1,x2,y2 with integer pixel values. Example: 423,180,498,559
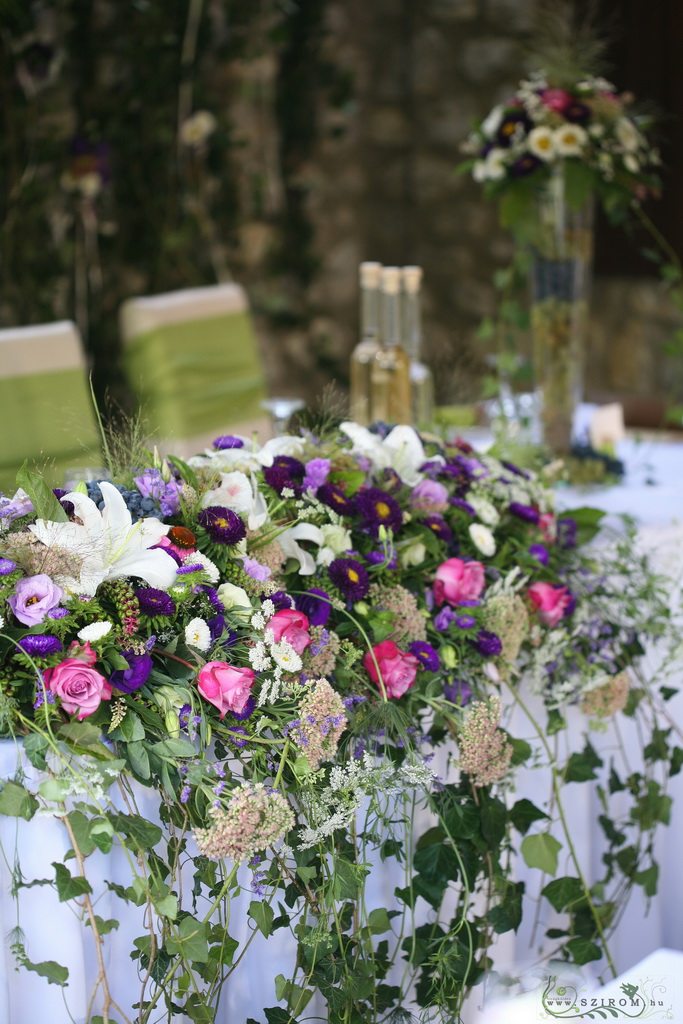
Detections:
136,588,176,617
0,558,18,575
242,557,271,582
262,455,305,496
48,607,70,620
509,502,540,524
208,615,227,642
354,487,403,536
110,652,153,693
423,515,453,545
0,494,34,523
213,435,244,449
328,558,370,601
197,506,246,545
302,458,331,493
18,635,63,657
379,468,403,493
408,641,440,671
133,468,182,516
443,678,472,706
317,483,354,516
226,724,249,747
196,585,223,613
449,497,476,516
455,614,476,629
563,101,590,123
365,548,398,570
8,575,65,626
296,588,331,627
269,590,294,612
473,629,503,658
529,543,549,566
230,695,256,721
434,606,457,631
558,517,577,549
496,110,532,147
511,153,542,177
501,460,529,479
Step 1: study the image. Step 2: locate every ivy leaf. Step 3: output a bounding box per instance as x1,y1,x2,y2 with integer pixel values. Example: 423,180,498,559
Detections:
488,882,524,933
15,461,68,522
670,747,683,777
18,956,69,986
87,915,119,936
249,900,274,938
508,735,532,766
480,796,507,848
264,1009,298,1024
367,907,393,934
0,781,39,821
165,916,209,963
123,741,151,780
634,864,659,897
566,936,602,965
564,743,603,783
521,833,562,876
22,733,49,771
510,799,549,835
53,862,93,902
67,810,97,857
542,875,585,912
108,812,162,849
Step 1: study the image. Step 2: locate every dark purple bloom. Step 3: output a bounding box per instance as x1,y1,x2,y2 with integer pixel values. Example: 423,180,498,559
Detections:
136,588,176,617
496,110,532,147
229,695,256,721
511,153,543,177
443,678,472,706
563,101,590,123
302,458,330,493
18,635,63,657
422,515,453,545
408,641,440,671
365,548,398,570
354,487,403,536
195,585,223,613
213,435,244,449
434,606,458,631
449,497,475,516
296,588,331,626
529,543,549,566
269,590,294,612
473,629,503,658
558,517,577,548
455,614,476,629
328,557,370,601
509,502,540,524
110,651,153,693
208,614,227,642
226,724,249,747
317,483,354,516
197,506,246,545
501,460,529,479
0,558,18,575
379,467,403,493
263,456,305,496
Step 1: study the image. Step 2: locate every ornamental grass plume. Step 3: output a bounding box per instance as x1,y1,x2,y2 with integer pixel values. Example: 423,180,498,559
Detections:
288,679,348,770
458,695,513,788
194,782,295,863
581,670,630,718
368,582,427,644
484,593,530,670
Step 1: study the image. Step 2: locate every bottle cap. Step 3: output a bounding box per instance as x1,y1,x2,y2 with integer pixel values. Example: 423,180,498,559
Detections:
402,266,423,293
380,266,401,295
359,262,382,288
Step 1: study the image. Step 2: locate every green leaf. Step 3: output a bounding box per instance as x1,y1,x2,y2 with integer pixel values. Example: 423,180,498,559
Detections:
508,735,532,766
367,907,392,934
124,741,151,780
87,915,119,936
0,781,39,820
634,863,659,897
249,900,274,938
264,1009,298,1024
542,875,585,912
67,810,97,857
413,843,459,906
155,894,178,920
53,862,93,902
108,812,162,849
168,454,200,492
18,956,69,985
563,159,596,211
566,936,602,965
488,882,524,933
22,733,49,771
671,747,683,777
15,462,68,522
564,742,603,783
166,915,209,964
151,737,197,759
481,796,507,848
510,799,549,835
58,720,104,749
521,833,562,876
563,506,606,546
330,858,366,902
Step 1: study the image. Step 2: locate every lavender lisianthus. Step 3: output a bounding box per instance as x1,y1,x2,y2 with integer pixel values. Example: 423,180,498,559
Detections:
302,458,331,493
434,605,457,632
8,575,65,626
0,494,34,523
242,557,271,582
110,652,153,694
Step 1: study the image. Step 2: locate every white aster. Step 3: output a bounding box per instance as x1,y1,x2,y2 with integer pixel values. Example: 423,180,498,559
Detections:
185,617,212,652
553,124,587,157
188,551,220,583
469,496,500,527
28,481,177,596
527,126,556,161
483,147,507,180
469,522,496,557
271,641,302,674
77,621,113,643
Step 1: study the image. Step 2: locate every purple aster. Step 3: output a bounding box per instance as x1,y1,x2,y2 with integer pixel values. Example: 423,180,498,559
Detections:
262,465,300,496
529,543,549,566
317,483,354,516
434,606,457,631
443,678,472,706
229,695,256,721
213,435,244,449
423,515,453,545
472,629,503,657
509,502,540,524
328,557,370,601
208,615,226,642
449,497,475,516
455,614,476,629
296,588,331,626
354,487,403,536
408,641,440,672
563,101,590,123
195,584,223,613
226,725,249,748
135,588,176,617
501,459,529,479
18,635,63,657
558,517,577,549
511,153,542,177
197,506,246,545
496,110,532,147
269,590,294,611
48,607,70,620
0,558,18,575
302,458,331,493
110,651,153,694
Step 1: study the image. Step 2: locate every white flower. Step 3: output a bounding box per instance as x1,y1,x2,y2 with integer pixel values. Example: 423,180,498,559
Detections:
483,662,500,684
483,148,507,180
249,641,272,672
527,126,556,161
623,153,640,174
481,104,505,139
188,551,220,584
216,582,252,622
553,124,587,157
77,621,113,643
400,541,426,568
473,160,489,183
185,617,212,652
271,641,302,674
278,522,325,575
340,422,441,486
469,522,496,557
201,471,253,514
180,110,217,147
615,117,641,153
29,482,177,596
316,523,352,566
469,497,500,527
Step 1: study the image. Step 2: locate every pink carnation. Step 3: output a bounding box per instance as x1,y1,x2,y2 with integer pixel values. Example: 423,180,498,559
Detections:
44,659,112,719
197,661,255,718
540,88,573,113
527,582,573,627
433,557,485,607
364,639,419,699
267,609,311,655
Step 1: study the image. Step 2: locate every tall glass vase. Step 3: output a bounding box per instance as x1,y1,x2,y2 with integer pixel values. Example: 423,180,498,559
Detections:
531,167,594,454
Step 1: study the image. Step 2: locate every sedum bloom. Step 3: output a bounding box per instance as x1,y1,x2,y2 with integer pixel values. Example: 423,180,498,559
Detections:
194,782,295,862
458,696,512,788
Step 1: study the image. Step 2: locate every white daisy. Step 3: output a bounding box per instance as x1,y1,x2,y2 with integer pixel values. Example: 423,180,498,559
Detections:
527,126,556,161
77,621,113,643
553,124,587,157
270,641,302,674
185,618,212,652
483,147,507,180
468,523,496,557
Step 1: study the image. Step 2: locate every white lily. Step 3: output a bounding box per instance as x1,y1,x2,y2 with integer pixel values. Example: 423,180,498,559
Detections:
29,481,177,596
340,422,441,487
278,522,325,576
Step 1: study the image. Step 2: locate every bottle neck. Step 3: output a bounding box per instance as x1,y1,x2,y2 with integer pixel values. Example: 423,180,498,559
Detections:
360,285,380,341
403,288,422,360
382,289,401,349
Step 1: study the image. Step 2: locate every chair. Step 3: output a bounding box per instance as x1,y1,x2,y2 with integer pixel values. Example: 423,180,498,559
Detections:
120,284,270,457
0,321,101,495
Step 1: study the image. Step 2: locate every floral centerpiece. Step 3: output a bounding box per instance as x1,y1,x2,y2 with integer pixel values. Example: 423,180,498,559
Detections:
0,419,677,1023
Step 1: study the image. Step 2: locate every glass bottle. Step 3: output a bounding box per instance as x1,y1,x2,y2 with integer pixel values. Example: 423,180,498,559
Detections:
349,261,383,425
371,266,412,425
402,265,435,429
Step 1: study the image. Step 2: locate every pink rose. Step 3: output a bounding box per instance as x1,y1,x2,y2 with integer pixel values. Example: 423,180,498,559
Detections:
197,661,255,718
410,480,449,513
267,609,311,655
44,659,112,719
528,582,573,627
66,641,97,665
8,574,65,626
364,640,419,699
540,88,573,113
433,558,485,607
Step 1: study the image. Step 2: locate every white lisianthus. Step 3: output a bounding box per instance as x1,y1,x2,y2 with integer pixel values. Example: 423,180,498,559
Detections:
189,551,220,584
527,126,556,161
185,617,212,652
623,153,640,174
469,522,496,557
400,541,427,568
77,621,113,643
316,523,353,566
615,117,641,153
553,124,587,156
270,641,302,674
469,497,500,527
216,582,252,622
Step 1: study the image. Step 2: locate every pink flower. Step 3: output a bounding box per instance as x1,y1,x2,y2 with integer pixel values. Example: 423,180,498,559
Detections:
44,659,112,719
66,641,98,665
197,661,255,718
527,582,573,627
267,609,311,655
363,640,419,699
433,558,485,607
540,88,573,113
538,513,557,544
410,479,449,513
8,574,65,626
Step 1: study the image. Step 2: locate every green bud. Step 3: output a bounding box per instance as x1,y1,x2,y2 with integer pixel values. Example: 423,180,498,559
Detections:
74,480,88,495
165,710,181,739
354,601,370,616
441,645,457,669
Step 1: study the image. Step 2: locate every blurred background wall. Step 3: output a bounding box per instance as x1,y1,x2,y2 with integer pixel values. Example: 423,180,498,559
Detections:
1,0,681,420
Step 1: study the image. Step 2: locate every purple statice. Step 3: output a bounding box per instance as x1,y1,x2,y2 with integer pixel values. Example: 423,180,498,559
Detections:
422,515,453,545
213,435,244,449
408,641,440,672
443,678,472,705
472,629,503,658
529,543,549,566
328,557,370,601
508,502,540,525
0,558,18,575
302,458,330,493
558,517,578,549
33,691,56,710
316,483,354,516
309,628,331,657
197,506,246,546
136,588,176,617
354,487,403,537
449,497,476,516
110,651,153,693
434,606,458,632
296,588,331,627
242,557,271,582
18,635,63,657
